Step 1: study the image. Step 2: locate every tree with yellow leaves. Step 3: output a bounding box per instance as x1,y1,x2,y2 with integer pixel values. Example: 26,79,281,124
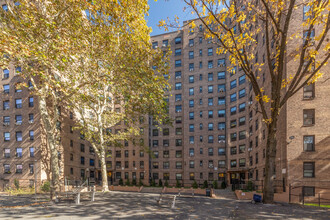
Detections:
0,0,169,195
160,0,330,203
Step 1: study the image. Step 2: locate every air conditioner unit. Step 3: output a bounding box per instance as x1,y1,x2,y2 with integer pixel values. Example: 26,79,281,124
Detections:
190,141,194,144
4,107,9,110
154,45,158,48
3,122,9,126
248,148,252,152
28,86,33,90
218,140,225,143
162,44,167,47
189,68,194,72
189,43,194,47
28,120,34,124
249,118,252,121
219,89,224,93
248,101,253,105
15,122,22,125
164,144,169,147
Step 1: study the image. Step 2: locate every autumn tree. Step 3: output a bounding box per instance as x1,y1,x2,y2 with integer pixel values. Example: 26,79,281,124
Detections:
69,0,169,191
163,0,330,203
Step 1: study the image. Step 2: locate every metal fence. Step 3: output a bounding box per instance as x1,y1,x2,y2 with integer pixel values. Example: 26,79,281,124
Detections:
231,179,286,193
289,185,330,206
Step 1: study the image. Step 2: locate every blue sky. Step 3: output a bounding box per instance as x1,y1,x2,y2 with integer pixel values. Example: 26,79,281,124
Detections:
147,0,195,36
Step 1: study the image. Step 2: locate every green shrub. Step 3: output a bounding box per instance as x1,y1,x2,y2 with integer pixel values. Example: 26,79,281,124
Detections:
176,180,181,188
213,180,218,189
164,179,169,187
158,179,163,187
203,180,208,189
192,180,198,189
150,179,156,187
41,181,50,192
119,178,124,186
221,181,226,189
14,179,20,190
125,178,130,186
132,179,137,186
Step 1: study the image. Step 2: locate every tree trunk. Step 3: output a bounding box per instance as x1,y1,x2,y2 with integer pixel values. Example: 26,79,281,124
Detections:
99,148,109,192
263,120,277,203
39,95,60,199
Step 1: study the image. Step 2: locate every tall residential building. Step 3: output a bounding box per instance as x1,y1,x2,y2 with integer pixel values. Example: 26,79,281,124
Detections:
1,0,329,198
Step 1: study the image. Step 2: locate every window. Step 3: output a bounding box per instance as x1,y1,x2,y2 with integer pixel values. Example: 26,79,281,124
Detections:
303,83,315,99
4,164,10,174
218,160,225,168
199,99,203,105
208,73,213,81
208,123,214,131
175,37,182,44
230,80,237,89
231,160,237,168
175,83,182,90
199,37,203,44
218,84,225,93
239,103,246,112
153,162,159,169
303,29,315,44
230,106,237,115
208,98,213,106
3,69,9,79
239,158,246,167
3,100,9,110
189,136,194,144
239,117,246,126
218,97,225,105
218,59,226,67
176,139,182,146
176,150,182,158
239,75,246,85
16,148,23,158
218,122,225,130
189,112,194,119
3,84,9,93
239,145,246,154
15,99,22,109
208,48,213,56
230,93,237,102
16,165,23,174
140,172,144,179
4,148,10,158
239,89,246,98
189,148,195,157
231,133,237,141
152,42,158,49
189,88,194,95
29,97,34,107
199,123,203,130
189,124,195,132
175,71,182,79
189,75,194,83
140,161,144,168
304,136,315,151
152,140,159,147
175,59,182,67
218,110,225,118
208,135,214,143
4,132,10,141
29,164,34,174
230,120,237,128
16,131,22,141
189,63,194,71
189,51,194,59
29,130,34,140
15,115,22,125
162,39,168,47
239,131,246,140
3,116,10,125
303,186,315,197
189,39,194,46
189,99,194,107
163,139,169,147
208,110,213,118
303,5,311,21
175,116,182,124
176,173,182,180
200,111,203,118
176,162,182,169
303,162,315,178
175,105,182,113
163,150,169,158
303,109,315,126
163,162,169,169
230,147,237,155
208,60,213,69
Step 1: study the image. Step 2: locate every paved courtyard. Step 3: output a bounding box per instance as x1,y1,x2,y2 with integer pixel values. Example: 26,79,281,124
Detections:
0,191,329,219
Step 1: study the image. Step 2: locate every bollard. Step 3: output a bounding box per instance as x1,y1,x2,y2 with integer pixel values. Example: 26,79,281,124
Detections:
75,192,80,205
171,195,177,209
91,191,95,202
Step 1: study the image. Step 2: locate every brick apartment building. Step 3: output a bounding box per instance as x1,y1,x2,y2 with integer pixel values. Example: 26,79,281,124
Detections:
1,1,329,198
